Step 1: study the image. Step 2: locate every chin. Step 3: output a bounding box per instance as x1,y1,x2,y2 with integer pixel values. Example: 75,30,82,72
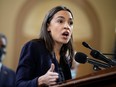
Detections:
58,38,70,44
62,40,69,44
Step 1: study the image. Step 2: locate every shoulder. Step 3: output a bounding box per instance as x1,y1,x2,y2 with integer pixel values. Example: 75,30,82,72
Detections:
21,39,47,56
24,39,45,47
22,39,46,50
2,65,15,75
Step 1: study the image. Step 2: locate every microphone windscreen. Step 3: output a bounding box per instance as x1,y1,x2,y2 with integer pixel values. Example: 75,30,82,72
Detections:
75,52,87,63
82,42,89,48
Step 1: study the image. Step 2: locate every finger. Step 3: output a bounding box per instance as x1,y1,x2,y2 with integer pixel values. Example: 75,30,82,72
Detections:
48,63,55,72
49,78,58,82
49,81,57,86
49,79,57,86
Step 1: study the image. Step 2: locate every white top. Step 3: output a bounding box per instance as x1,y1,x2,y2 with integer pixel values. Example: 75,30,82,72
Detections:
0,62,2,72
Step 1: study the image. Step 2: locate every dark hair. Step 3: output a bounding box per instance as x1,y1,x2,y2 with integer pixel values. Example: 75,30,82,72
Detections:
0,33,7,48
39,6,74,65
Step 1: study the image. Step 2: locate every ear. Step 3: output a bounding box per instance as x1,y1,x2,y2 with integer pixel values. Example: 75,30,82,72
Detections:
47,23,51,32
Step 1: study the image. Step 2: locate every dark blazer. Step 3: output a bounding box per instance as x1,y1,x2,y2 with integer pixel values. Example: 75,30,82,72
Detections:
0,65,15,87
16,39,72,87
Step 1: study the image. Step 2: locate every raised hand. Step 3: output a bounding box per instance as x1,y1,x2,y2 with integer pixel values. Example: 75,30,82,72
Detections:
38,63,59,86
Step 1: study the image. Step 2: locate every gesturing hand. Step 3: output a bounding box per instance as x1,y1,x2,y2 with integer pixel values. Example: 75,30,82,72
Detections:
38,63,59,86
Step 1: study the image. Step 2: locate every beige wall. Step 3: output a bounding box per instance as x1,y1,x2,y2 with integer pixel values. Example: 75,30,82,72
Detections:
0,0,26,68
0,0,116,77
88,0,116,53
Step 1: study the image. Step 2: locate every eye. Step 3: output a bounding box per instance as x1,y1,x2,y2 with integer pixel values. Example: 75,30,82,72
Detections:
57,19,64,23
69,21,73,26
1,45,6,48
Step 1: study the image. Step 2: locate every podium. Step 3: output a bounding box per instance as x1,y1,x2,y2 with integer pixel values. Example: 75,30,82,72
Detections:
55,66,116,87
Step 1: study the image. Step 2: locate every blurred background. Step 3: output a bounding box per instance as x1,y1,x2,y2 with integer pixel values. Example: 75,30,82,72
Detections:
0,0,116,78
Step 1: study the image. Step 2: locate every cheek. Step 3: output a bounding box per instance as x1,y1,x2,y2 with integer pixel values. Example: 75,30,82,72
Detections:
70,29,73,35
49,25,61,34
71,26,73,31
51,29,59,36
50,29,61,40
48,22,62,37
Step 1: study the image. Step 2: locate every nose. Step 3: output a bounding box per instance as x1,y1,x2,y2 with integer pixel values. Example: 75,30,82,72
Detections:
64,22,70,30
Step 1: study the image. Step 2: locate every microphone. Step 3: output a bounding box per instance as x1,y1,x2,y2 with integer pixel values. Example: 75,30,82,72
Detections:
82,42,116,66
82,42,93,50
90,50,116,66
75,52,111,68
82,42,116,55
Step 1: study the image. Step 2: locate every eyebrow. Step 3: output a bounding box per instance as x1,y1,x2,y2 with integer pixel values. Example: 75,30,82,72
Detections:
57,16,73,20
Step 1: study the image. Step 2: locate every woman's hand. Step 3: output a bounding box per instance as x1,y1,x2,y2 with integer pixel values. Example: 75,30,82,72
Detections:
38,63,59,86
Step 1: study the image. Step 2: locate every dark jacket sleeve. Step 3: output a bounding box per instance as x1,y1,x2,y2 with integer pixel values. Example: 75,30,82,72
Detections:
16,41,41,87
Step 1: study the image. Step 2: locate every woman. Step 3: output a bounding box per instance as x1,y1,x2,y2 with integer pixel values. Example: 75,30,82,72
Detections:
16,5,74,87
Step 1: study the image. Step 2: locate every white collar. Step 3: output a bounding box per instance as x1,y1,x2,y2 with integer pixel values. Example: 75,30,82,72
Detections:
0,62,2,72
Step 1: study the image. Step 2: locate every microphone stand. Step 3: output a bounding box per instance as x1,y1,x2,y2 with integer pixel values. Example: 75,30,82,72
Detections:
93,65,102,71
